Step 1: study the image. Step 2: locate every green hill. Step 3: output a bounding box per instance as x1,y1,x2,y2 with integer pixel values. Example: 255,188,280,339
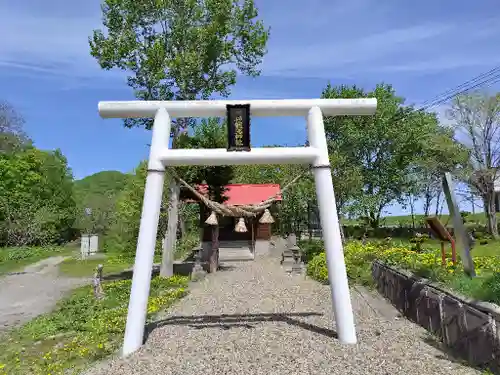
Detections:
343,212,495,228
73,171,131,234
74,171,130,205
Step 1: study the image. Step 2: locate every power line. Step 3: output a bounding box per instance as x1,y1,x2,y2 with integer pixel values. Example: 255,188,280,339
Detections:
418,66,500,108
383,65,500,126
422,71,500,110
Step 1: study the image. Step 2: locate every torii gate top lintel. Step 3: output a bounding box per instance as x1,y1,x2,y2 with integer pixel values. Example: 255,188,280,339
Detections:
98,98,377,119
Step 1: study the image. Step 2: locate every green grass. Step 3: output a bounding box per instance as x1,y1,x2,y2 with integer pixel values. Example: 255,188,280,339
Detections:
386,237,500,257
468,240,500,257
0,275,189,375
58,252,169,278
58,231,201,278
342,212,500,227
58,255,135,278
0,245,76,275
59,231,200,278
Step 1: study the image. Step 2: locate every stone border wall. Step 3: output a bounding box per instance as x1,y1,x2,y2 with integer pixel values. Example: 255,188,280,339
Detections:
372,260,500,372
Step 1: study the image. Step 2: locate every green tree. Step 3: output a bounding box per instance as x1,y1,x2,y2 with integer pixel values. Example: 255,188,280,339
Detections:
89,0,269,125
90,0,269,271
73,171,130,235
322,83,446,229
232,159,315,238
280,165,314,238
178,118,233,271
448,91,500,237
104,162,148,255
0,101,31,154
329,153,363,216
106,120,231,261
178,119,233,201
0,148,76,246
415,126,469,218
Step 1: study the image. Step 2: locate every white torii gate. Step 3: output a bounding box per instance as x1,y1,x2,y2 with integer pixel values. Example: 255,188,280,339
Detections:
98,98,377,356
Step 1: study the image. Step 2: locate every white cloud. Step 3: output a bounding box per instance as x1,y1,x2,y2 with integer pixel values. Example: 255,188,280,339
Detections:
1,0,499,87
262,17,500,78
0,2,120,84
371,56,500,74
261,23,453,76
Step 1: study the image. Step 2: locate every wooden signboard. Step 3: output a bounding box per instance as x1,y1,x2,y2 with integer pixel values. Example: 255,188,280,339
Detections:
425,216,451,242
226,104,251,152
425,215,456,266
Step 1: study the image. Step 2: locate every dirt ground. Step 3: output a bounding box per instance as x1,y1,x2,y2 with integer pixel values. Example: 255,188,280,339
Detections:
0,256,90,331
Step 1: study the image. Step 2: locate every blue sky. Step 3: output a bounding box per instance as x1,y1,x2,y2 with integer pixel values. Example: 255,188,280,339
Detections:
1,0,499,216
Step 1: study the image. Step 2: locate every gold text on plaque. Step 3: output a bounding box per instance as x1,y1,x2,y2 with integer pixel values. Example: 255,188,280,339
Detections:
234,115,244,147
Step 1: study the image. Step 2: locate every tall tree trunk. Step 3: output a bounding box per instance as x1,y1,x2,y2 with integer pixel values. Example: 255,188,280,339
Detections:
485,191,499,238
160,179,180,277
209,225,219,273
369,210,381,229
340,223,346,244
160,119,183,277
307,201,312,240
439,200,445,217
423,186,432,217
435,190,442,217
410,196,416,230
179,211,186,239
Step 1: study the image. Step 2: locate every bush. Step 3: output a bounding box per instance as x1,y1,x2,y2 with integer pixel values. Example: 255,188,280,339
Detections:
0,246,70,275
298,239,324,263
307,252,328,283
0,246,65,262
409,233,427,252
477,272,500,304
306,241,500,305
175,231,200,260
306,242,384,286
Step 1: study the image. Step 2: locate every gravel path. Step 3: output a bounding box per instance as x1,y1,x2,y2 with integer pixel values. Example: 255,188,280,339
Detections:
87,253,479,375
0,256,89,331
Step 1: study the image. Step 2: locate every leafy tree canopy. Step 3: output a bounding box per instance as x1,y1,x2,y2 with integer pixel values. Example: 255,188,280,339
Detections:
90,0,269,129
0,147,75,245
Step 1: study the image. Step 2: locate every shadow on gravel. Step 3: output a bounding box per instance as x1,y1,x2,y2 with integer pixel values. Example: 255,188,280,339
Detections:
421,333,490,373
144,312,337,343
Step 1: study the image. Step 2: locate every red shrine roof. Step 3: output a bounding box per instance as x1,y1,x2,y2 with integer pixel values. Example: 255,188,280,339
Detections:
183,183,282,206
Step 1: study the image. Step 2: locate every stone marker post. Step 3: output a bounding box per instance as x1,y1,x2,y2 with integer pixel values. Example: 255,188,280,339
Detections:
93,264,104,299
442,172,475,276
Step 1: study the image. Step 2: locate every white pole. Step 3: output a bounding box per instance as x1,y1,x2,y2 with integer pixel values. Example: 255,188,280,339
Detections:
122,108,171,356
307,106,357,344
159,146,319,166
